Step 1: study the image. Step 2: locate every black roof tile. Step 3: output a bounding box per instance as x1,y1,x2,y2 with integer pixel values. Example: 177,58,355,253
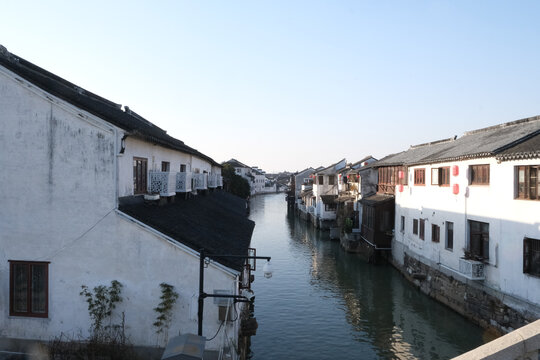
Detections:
119,191,254,271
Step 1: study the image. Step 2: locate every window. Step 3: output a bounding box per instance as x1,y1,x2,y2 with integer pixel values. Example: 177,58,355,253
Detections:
414,168,426,185
413,219,418,235
325,203,337,211
377,166,407,194
523,237,540,277
516,165,540,200
400,216,405,233
431,224,440,242
470,164,490,185
431,167,450,186
468,220,489,260
180,164,187,172
235,168,241,174
161,161,170,172
9,261,49,317
419,219,425,240
446,222,454,250
133,157,148,194
328,175,335,185
318,175,324,185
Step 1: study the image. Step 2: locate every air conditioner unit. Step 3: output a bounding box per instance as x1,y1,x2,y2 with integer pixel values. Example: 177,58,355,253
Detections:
459,258,485,280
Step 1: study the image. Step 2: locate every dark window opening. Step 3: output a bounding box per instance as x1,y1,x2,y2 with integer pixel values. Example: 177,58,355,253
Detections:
432,224,440,242
161,161,170,172
10,261,49,318
446,222,454,250
133,157,148,194
468,220,489,260
413,219,418,235
419,219,425,240
523,237,540,277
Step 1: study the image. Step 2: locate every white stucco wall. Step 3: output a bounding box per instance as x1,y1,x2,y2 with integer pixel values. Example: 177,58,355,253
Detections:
0,66,238,350
119,138,219,197
394,158,540,306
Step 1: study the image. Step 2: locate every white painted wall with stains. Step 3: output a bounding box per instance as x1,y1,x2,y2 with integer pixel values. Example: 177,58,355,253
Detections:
0,65,237,350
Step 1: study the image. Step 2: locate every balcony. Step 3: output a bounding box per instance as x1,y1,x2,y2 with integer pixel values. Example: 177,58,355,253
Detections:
176,172,193,193
208,173,222,188
459,258,485,280
193,173,208,190
149,171,177,196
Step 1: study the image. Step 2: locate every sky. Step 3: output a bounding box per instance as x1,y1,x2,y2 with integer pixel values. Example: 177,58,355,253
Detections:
2,1,540,173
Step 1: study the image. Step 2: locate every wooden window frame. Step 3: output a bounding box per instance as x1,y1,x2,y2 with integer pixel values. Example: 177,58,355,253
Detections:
446,221,454,251
516,165,540,200
523,237,540,277
318,175,324,185
414,168,426,186
431,167,450,186
413,219,418,235
161,161,170,172
328,175,335,185
419,219,425,240
470,164,490,185
431,224,440,243
468,220,489,261
133,157,148,195
9,261,49,318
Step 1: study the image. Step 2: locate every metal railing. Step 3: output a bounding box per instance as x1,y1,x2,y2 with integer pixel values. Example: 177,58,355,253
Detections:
149,171,177,196
176,172,193,193
193,173,208,190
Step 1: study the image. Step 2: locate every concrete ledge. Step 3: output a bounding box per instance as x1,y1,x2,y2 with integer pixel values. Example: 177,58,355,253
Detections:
452,319,540,360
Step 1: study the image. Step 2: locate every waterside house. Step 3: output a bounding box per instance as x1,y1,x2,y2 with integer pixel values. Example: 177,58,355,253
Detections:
311,159,347,230
222,159,272,195
0,45,256,356
391,117,540,333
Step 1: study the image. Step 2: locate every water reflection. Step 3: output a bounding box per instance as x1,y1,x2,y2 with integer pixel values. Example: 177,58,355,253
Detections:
249,194,486,360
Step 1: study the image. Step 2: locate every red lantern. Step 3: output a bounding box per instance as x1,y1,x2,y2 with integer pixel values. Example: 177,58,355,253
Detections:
398,170,404,179
452,165,459,176
453,184,459,194
399,184,404,192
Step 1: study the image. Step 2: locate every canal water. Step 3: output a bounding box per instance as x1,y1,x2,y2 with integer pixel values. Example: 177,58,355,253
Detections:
248,193,489,360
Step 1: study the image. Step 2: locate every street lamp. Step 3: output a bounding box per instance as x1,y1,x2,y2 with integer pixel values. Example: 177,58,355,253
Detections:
197,248,272,336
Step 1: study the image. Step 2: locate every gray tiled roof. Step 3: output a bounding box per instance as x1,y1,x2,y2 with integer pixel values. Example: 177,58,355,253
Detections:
373,116,540,167
496,133,540,161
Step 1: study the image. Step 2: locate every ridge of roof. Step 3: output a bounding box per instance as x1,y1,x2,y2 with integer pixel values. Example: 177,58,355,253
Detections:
464,115,540,136
409,136,456,149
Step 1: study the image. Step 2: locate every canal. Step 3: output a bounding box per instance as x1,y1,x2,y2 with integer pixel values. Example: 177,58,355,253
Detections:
248,193,490,360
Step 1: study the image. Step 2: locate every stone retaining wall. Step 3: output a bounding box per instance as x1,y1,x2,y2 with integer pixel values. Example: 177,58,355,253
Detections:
391,252,538,336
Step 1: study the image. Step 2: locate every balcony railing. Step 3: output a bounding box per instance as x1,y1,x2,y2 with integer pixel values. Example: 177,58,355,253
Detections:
193,173,208,190
208,173,222,188
149,171,177,196
176,172,193,193
459,258,485,280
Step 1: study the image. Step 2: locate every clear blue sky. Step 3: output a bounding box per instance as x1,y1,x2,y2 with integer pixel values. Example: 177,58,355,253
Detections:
2,1,539,172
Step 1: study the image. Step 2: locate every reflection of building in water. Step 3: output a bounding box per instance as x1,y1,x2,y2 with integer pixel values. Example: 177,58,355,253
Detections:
286,215,484,359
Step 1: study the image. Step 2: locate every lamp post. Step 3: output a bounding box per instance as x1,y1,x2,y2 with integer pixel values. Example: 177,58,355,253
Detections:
197,248,272,336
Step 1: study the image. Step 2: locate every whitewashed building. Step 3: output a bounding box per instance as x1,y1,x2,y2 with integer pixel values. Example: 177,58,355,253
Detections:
223,159,270,195
0,45,255,356
391,117,540,332
311,159,347,229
